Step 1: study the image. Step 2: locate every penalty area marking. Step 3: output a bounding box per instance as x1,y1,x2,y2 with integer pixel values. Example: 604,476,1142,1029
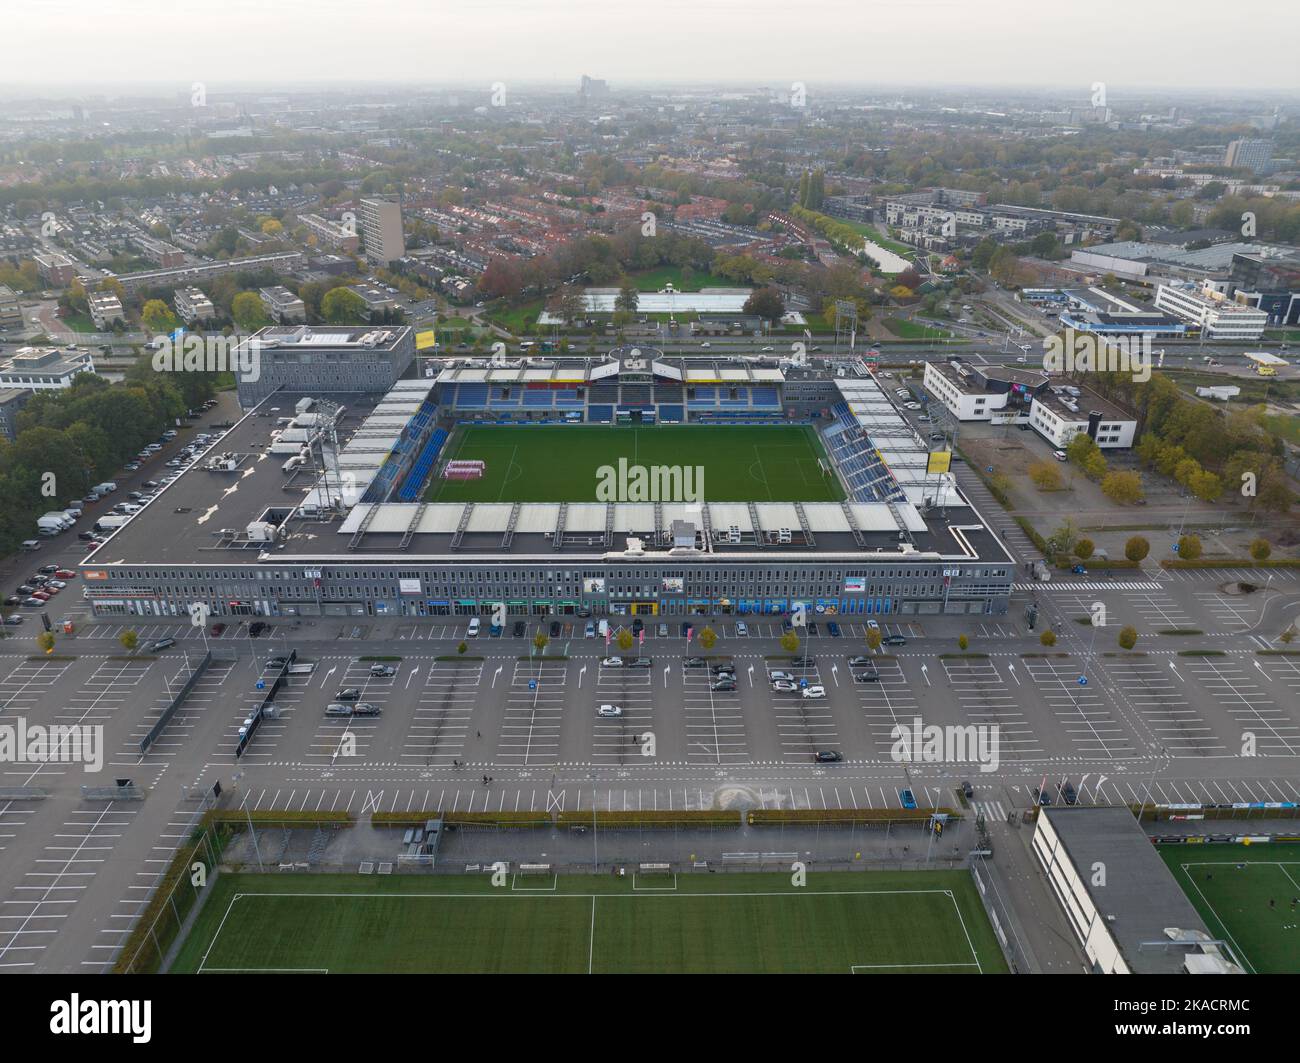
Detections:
510,871,559,891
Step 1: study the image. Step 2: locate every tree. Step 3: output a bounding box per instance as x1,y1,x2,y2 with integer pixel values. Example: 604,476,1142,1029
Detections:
1101,470,1144,505
1065,433,1107,481
957,634,969,651
698,626,717,651
457,641,468,655
141,299,178,334
743,285,785,323
1118,625,1138,651
36,631,55,654
1027,461,1064,491
865,628,882,652
780,630,801,654
321,287,367,324
616,627,634,652
119,629,138,652
1075,539,1094,561
1045,518,1079,558
1177,534,1203,560
1125,536,1150,562
1188,468,1223,503
1039,630,1057,647
231,291,270,330
532,632,549,655
1249,537,1272,561
549,284,586,326
613,279,639,315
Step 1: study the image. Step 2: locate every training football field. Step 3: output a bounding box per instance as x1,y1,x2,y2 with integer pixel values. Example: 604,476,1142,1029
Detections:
170,871,1006,975
1161,844,1300,974
424,424,844,503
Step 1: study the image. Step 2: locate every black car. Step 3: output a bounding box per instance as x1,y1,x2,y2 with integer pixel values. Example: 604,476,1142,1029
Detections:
882,635,907,647
15,585,35,595
248,621,268,637
631,617,643,635
683,657,708,668
814,751,842,763
335,688,361,702
961,781,974,799
807,621,819,636
852,671,880,683
1033,787,1053,807
710,663,735,674
3,596,20,606
711,679,737,692
549,621,561,638
1060,781,1077,805
78,531,96,541
37,565,58,575
680,622,692,638
789,655,815,667
512,621,526,637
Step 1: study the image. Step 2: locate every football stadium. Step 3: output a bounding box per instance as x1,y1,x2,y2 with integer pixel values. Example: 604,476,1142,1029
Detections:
79,342,1015,621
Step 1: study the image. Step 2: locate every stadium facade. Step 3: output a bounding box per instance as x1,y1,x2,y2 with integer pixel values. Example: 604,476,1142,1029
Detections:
79,348,1015,621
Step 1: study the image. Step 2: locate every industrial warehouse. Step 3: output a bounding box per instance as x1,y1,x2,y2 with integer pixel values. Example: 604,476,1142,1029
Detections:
78,345,1015,620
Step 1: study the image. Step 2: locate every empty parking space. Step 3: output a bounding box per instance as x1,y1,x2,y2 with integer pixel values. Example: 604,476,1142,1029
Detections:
497,659,568,766
118,659,236,766
215,660,306,763
1107,658,1225,757
403,659,481,766
1022,658,1136,758
591,660,654,765
0,660,74,722
680,658,748,764
852,657,920,758
941,659,1043,758
1191,591,1262,631
1183,657,1298,757
1124,591,1195,630
769,658,838,762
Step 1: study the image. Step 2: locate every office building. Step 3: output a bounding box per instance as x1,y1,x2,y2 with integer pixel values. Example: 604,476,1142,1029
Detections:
1155,283,1268,340
1224,138,1273,174
233,324,416,406
0,346,95,391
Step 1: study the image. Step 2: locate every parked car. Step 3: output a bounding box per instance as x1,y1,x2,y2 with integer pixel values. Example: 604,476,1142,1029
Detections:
37,565,58,575
210,623,226,637
150,637,176,652
883,635,907,647
631,617,643,635
711,678,737,692
1060,781,1077,805
369,664,396,678
772,679,798,693
827,621,841,637
549,621,561,637
801,685,826,699
584,621,596,638
54,569,75,579
1053,450,1068,462
512,621,526,637
853,671,880,683
21,598,44,608
814,751,842,763
961,781,974,799
866,619,880,630
596,704,623,718
683,657,708,668
657,623,668,637
351,703,381,717
769,670,795,682
789,655,815,667
849,656,873,667
3,615,24,625
1071,565,1087,575
735,621,748,636
710,663,736,675
1033,787,1053,806
900,788,917,810
601,656,624,668
626,657,651,668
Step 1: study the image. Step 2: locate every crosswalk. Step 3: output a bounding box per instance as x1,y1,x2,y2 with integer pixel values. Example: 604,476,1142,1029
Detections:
1014,580,1163,592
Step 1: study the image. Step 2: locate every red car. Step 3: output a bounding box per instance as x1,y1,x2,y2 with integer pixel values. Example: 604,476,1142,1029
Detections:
210,623,226,637
31,590,51,601
54,569,76,580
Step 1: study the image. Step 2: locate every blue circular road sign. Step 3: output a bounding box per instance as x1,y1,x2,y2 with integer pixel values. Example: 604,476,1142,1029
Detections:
1078,676,1088,686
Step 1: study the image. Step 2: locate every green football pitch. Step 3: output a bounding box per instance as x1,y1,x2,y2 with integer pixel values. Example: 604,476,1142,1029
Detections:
170,871,1007,974
1161,844,1300,973
423,425,845,503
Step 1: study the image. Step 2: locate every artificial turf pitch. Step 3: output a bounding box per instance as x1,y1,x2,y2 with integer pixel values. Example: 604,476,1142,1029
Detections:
1160,844,1300,973
424,424,845,503
171,871,1007,974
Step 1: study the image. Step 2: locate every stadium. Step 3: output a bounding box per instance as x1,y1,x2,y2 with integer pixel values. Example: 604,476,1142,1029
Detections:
79,344,1015,621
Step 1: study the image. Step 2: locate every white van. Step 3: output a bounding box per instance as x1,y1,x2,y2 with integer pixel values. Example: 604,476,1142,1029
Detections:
466,617,480,637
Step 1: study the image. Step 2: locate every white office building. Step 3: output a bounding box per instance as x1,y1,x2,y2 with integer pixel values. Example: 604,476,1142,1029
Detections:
359,197,405,266
1155,283,1268,340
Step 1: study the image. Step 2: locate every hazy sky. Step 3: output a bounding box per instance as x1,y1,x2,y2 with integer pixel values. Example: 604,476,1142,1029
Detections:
7,0,1300,93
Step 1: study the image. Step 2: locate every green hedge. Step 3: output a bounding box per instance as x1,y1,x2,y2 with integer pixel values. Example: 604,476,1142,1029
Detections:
373,810,552,828
210,810,354,828
747,808,957,825
557,810,739,829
